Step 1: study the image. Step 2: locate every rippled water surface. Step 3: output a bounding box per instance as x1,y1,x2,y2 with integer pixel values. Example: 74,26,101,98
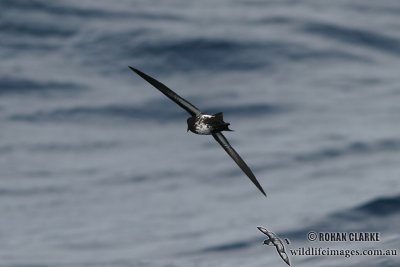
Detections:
1,0,400,266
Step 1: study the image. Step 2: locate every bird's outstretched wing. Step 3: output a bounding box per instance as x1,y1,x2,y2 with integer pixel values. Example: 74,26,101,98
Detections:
212,132,266,196
279,251,291,266
129,67,201,116
257,227,274,238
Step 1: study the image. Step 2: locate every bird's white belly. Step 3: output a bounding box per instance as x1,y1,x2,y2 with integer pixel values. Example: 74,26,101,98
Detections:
194,122,212,135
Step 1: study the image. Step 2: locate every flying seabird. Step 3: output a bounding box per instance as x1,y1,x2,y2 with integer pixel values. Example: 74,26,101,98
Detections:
129,67,266,196
257,226,290,266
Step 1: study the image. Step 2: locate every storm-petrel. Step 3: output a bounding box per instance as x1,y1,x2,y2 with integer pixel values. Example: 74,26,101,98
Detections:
257,226,290,266
129,67,266,196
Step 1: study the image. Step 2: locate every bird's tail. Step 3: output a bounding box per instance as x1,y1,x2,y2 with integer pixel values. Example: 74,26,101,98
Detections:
224,124,234,131
213,112,233,131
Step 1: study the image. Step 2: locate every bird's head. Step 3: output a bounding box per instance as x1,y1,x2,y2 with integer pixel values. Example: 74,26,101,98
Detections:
187,117,195,132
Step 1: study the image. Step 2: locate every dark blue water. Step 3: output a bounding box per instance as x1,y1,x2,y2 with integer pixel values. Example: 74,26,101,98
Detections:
1,0,399,266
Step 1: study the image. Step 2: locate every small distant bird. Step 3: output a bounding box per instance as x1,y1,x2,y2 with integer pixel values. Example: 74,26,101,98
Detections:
257,226,290,266
129,67,266,196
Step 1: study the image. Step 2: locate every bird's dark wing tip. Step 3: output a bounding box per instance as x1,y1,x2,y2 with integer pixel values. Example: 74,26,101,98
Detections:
128,66,148,79
261,189,267,197
257,226,267,234
128,66,139,73
257,185,267,197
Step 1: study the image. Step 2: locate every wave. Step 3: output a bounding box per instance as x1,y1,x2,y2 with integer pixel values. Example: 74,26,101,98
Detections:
9,104,183,123
0,76,85,96
0,0,131,54
293,138,400,163
302,21,400,55
1,0,131,19
286,194,400,240
0,20,76,38
252,138,400,175
0,186,68,198
353,195,400,217
76,37,269,74
1,1,372,74
9,102,286,123
76,34,366,74
199,240,252,253
25,141,119,153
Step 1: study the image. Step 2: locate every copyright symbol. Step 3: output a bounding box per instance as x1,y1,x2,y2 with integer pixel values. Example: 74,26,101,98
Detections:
307,231,317,241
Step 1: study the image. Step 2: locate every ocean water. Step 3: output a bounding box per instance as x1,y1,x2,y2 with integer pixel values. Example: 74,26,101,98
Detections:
0,0,399,266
